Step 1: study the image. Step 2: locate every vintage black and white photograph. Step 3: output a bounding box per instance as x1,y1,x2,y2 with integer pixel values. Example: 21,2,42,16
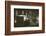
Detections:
14,9,39,27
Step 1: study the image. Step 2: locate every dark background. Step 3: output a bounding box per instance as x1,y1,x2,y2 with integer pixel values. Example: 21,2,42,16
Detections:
14,8,39,27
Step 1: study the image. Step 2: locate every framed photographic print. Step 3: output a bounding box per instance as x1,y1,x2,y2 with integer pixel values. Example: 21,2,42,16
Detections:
5,1,45,35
